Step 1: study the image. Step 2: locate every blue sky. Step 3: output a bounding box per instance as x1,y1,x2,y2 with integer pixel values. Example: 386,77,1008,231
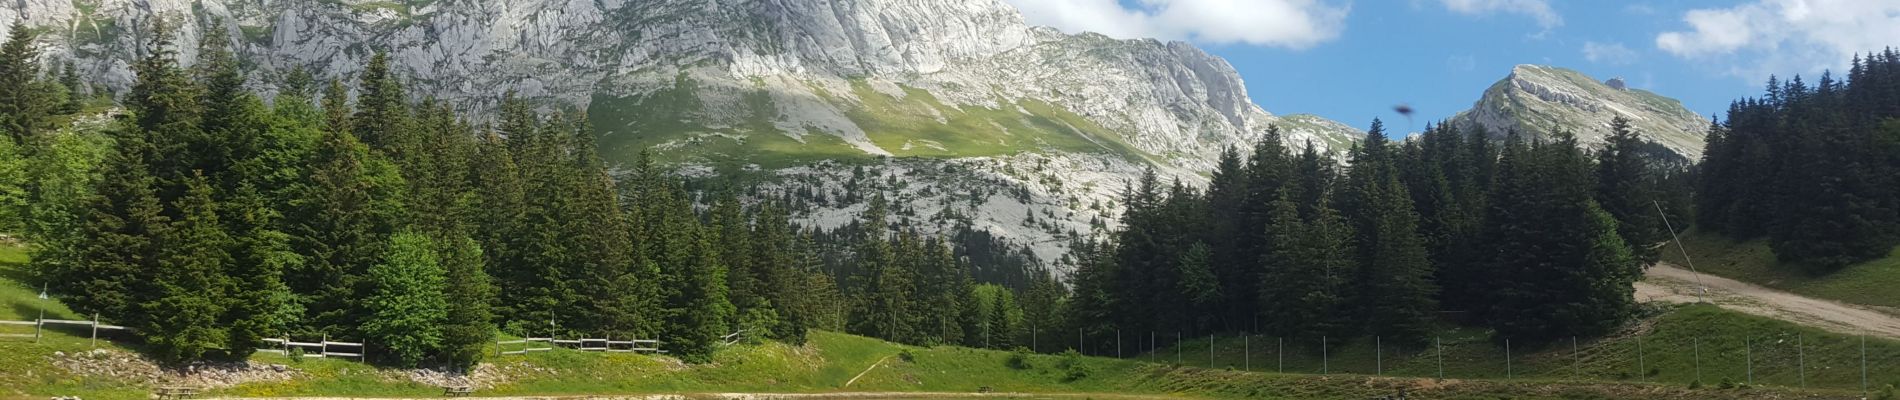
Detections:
1001,0,1900,134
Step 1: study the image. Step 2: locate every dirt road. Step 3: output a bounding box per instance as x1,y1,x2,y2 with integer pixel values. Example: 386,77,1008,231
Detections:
1635,262,1900,338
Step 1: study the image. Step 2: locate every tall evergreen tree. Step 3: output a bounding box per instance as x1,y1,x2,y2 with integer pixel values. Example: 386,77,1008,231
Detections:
1340,120,1438,342
0,21,51,143
1483,133,1642,342
1594,116,1665,264
440,235,494,369
145,174,233,362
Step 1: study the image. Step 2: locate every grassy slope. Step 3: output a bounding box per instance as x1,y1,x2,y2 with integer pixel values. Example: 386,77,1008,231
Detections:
585,75,1152,172
1661,230,1900,312
1154,305,1899,391
3,243,1894,400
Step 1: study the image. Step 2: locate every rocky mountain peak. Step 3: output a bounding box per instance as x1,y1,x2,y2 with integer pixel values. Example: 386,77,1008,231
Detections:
1454,65,1706,159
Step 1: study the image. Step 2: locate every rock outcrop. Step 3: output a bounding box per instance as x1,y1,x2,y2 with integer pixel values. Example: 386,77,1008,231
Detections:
2,0,1364,266
1450,65,1706,159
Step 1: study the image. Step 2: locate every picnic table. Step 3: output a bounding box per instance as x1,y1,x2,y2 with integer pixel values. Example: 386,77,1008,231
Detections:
155,386,198,400
442,385,474,397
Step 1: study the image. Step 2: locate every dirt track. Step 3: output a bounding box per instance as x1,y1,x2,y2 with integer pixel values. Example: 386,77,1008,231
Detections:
1636,262,1900,339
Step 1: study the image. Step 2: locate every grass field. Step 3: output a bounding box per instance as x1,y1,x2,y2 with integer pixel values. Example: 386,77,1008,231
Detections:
1661,230,1900,312
3,242,1896,400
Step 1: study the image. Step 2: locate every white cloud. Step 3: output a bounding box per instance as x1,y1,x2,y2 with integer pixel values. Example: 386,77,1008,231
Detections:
1438,0,1563,29
1000,0,1350,49
1582,41,1638,65
1655,0,1900,79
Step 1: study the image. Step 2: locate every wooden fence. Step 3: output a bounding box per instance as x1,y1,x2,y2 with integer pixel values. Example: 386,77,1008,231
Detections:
0,312,129,346
257,336,366,361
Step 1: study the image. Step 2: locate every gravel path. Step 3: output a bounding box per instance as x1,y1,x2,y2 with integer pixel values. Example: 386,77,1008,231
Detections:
1635,262,1900,338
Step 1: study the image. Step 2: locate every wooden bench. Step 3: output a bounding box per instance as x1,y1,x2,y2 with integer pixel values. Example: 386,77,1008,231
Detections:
155,386,199,400
443,385,474,397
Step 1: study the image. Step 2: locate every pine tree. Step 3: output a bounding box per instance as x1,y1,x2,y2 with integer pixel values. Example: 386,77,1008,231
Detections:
664,216,735,362
439,235,494,369
145,174,233,362
352,51,411,154
1483,133,1643,342
362,232,448,368
1341,120,1438,343
1173,242,1220,331
1595,116,1665,264
127,20,205,201
220,184,301,359
986,288,1015,350
55,127,162,323
59,60,85,113
849,195,915,342
470,130,529,325
287,93,407,335
0,21,51,143
1258,189,1351,340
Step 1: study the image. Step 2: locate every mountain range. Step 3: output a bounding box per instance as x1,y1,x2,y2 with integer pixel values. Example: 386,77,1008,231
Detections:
0,0,1706,266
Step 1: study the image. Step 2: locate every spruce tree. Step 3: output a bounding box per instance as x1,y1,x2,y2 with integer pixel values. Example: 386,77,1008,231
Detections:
1258,190,1351,340
287,94,407,335
986,288,1015,350
362,232,448,368
146,174,233,362
439,235,494,369
57,127,163,323
1594,116,1665,264
0,21,50,143
1483,133,1642,342
1341,120,1438,343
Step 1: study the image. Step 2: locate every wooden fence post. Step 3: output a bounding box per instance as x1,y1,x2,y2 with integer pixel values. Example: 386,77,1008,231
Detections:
91,313,99,348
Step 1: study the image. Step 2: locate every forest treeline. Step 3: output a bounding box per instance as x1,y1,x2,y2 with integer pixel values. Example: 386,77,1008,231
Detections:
1696,50,1900,271
1064,117,1687,350
0,22,1063,367
5,17,1899,369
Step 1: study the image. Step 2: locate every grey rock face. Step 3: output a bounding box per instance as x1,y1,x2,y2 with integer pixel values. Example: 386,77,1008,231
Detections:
4,0,1363,267
1450,65,1706,159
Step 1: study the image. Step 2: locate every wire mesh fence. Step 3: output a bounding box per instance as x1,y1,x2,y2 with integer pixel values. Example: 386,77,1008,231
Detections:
1052,321,1899,394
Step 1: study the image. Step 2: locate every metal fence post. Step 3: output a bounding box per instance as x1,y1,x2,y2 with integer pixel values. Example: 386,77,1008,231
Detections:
1745,337,1753,385
1506,339,1512,379
1376,336,1383,375
1436,336,1444,380
1208,334,1214,367
34,308,43,343
1693,337,1701,384
1572,336,1580,378
91,313,99,348
1862,335,1869,398
1116,329,1122,358
1637,335,1645,380
1798,333,1806,387
1277,337,1284,373
1322,335,1329,374
1244,334,1250,371
1175,332,1181,365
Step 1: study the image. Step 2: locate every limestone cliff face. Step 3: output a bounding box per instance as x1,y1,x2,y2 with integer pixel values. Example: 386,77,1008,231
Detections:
1451,65,1707,159
2,0,1363,265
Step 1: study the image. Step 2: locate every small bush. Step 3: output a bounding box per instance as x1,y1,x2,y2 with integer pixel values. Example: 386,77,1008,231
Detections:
1006,348,1033,370
1717,377,1735,389
1688,380,1702,390
898,349,915,363
1057,350,1090,382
